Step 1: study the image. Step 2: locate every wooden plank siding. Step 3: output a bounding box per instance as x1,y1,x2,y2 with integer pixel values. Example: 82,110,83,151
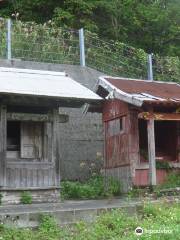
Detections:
7,112,50,122
5,163,56,188
1,107,60,190
103,100,130,168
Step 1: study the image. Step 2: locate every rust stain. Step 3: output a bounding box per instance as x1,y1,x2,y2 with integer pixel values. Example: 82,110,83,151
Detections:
106,78,180,100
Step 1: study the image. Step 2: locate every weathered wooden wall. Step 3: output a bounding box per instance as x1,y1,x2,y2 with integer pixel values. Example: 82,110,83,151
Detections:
102,100,141,191
0,60,104,181
6,162,56,188
2,108,60,190
103,100,129,168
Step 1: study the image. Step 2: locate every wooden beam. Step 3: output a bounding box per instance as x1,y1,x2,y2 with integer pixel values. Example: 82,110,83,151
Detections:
7,112,51,122
7,112,69,123
138,112,180,121
147,118,156,186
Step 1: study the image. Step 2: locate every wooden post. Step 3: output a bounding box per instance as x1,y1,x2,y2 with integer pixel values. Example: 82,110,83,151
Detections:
147,118,156,186
52,108,60,186
0,105,7,188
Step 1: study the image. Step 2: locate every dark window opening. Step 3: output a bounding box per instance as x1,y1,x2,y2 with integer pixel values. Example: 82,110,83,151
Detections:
155,121,177,162
120,118,123,131
7,121,20,151
138,120,148,162
138,120,178,163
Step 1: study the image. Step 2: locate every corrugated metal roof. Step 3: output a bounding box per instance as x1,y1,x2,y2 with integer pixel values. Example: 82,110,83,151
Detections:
0,67,102,101
97,76,180,107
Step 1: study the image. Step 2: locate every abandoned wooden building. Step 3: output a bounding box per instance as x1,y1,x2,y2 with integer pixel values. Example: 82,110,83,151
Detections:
0,67,101,204
93,76,180,191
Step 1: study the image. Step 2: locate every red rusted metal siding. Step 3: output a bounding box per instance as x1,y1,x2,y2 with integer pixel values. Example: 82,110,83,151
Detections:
133,169,168,186
103,100,130,168
103,99,128,121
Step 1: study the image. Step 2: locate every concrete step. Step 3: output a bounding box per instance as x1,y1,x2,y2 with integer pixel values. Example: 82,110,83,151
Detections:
0,197,179,228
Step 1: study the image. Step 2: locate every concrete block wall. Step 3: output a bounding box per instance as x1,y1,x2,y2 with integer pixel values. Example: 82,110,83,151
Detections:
0,60,104,180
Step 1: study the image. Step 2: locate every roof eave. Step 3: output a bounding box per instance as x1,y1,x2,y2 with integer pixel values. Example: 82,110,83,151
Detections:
98,76,143,107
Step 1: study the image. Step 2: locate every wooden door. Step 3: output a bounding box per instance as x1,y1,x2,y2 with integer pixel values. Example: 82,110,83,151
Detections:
21,122,43,159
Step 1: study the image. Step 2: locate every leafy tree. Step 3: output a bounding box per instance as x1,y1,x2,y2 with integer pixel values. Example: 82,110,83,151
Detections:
53,0,97,31
93,0,180,56
0,0,60,22
0,0,179,56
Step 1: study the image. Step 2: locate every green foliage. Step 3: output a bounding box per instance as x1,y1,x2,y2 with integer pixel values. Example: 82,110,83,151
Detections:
156,161,171,169
38,215,63,238
20,191,32,204
61,175,121,200
53,0,97,31
0,0,179,57
0,19,80,64
0,203,180,239
127,187,144,199
158,173,180,189
0,19,179,82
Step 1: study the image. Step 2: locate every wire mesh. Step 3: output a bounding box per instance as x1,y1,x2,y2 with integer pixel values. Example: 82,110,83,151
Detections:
153,55,180,83
0,20,80,65
0,19,7,59
0,19,179,83
85,31,148,79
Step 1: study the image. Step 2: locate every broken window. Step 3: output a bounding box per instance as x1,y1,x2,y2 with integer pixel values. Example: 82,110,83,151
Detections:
7,121,43,159
7,121,20,151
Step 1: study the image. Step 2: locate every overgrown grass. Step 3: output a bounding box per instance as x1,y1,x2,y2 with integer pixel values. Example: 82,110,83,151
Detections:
20,191,33,204
157,173,180,190
0,203,179,239
61,175,122,200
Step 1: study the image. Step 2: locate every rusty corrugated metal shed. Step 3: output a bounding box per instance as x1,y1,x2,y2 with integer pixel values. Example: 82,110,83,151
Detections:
97,76,180,107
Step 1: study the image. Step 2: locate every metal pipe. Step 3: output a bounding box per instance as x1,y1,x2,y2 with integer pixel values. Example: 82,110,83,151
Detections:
147,54,153,81
7,19,12,60
79,28,85,67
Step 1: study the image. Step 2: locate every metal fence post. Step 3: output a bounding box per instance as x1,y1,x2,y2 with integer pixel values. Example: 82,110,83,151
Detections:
79,28,85,67
6,19,12,60
147,53,153,81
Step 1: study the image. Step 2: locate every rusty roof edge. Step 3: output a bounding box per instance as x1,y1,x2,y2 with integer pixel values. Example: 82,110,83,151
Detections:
102,76,180,86
98,76,143,107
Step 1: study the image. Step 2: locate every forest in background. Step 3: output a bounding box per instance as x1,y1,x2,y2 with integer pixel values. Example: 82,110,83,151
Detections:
0,0,179,57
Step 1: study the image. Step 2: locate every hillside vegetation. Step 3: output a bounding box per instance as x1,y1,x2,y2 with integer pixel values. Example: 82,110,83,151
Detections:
0,0,179,57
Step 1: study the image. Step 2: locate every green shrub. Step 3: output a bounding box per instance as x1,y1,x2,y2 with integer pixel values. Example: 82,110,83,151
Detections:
38,215,62,237
127,187,143,198
20,191,32,204
61,175,121,200
158,173,180,189
156,161,171,169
